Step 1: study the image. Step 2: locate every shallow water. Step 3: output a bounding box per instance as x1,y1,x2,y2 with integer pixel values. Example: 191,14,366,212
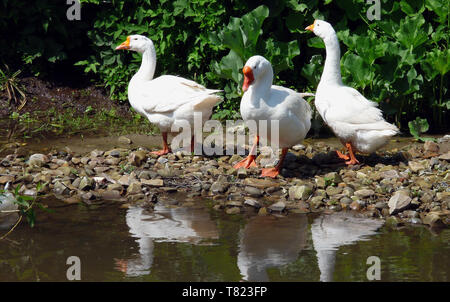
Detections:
0,198,448,282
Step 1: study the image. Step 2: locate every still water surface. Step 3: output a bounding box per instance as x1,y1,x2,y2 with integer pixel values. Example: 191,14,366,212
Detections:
0,197,449,282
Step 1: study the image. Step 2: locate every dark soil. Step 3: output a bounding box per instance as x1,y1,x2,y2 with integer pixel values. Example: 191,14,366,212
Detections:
0,77,131,119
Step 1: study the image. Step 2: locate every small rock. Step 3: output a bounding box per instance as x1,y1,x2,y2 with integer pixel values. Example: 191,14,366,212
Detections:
237,168,247,179
424,141,439,153
354,189,375,198
28,154,48,167
289,185,312,200
408,161,425,173
381,170,399,179
421,212,445,228
258,207,268,216
436,192,450,203
349,201,361,211
0,175,14,184
210,181,229,194
118,136,132,144
324,172,342,184
245,186,263,197
438,151,450,161
53,181,69,195
244,199,261,208
292,144,305,151
118,175,132,186
79,177,94,191
141,179,164,187
157,157,169,164
385,216,401,228
326,186,343,197
107,183,123,192
243,178,280,189
269,201,285,212
127,182,142,195
388,191,412,214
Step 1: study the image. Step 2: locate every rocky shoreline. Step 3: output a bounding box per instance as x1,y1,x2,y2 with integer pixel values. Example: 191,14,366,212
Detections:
0,135,449,229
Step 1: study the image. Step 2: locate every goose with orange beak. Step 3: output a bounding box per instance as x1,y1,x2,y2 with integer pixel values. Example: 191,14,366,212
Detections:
305,20,398,165
115,35,222,156
234,55,313,178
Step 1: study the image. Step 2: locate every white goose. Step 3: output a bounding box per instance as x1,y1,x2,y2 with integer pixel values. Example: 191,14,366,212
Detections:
116,35,221,155
234,55,312,178
306,20,399,165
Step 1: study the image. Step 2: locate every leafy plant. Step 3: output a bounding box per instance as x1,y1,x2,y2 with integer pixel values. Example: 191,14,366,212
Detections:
408,117,435,142
0,65,27,110
0,183,52,240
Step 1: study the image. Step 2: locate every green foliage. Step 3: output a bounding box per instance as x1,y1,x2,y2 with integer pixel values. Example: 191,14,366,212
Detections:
408,117,435,142
0,183,50,230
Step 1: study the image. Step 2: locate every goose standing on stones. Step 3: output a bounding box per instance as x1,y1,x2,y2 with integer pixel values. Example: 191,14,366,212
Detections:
234,55,312,178
305,20,398,165
116,35,221,155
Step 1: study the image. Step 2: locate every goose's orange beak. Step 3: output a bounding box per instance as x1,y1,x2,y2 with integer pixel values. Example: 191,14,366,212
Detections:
116,36,130,50
305,22,315,32
242,66,254,92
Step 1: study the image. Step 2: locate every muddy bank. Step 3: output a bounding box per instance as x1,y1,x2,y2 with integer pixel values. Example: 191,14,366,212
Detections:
0,77,156,140
0,134,449,230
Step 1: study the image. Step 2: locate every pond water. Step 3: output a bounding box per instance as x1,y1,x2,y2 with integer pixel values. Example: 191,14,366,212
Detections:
0,197,449,282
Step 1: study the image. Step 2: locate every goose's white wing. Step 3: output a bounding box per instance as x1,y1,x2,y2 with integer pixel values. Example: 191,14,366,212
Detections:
319,86,395,130
137,75,221,114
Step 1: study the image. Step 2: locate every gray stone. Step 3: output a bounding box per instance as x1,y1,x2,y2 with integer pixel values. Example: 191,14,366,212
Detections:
141,179,164,187
388,191,412,214
269,201,286,212
28,154,48,167
289,185,312,200
127,182,142,195
118,136,132,144
354,189,375,198
245,186,263,197
244,199,261,208
408,161,425,173
53,181,69,195
79,177,94,191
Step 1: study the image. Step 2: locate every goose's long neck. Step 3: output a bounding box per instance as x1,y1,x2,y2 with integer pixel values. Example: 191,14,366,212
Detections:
134,42,157,81
320,33,343,86
247,69,273,104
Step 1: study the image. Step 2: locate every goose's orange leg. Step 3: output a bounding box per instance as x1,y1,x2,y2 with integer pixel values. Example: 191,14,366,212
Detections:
260,148,288,178
151,132,171,156
344,142,359,165
234,135,259,169
336,150,350,160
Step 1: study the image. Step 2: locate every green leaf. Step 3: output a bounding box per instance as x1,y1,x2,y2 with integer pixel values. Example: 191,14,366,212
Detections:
408,117,429,138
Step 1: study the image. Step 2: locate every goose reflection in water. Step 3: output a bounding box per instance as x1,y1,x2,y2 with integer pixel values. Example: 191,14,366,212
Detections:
311,212,384,282
115,204,219,277
237,215,308,281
